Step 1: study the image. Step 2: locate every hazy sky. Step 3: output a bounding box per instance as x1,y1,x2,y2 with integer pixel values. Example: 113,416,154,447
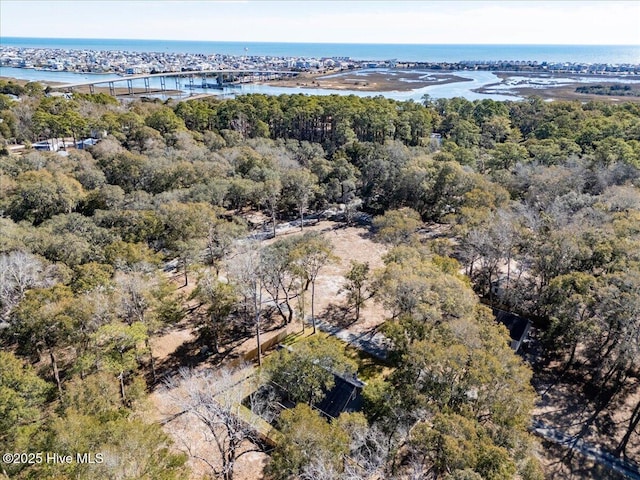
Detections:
1,1,639,45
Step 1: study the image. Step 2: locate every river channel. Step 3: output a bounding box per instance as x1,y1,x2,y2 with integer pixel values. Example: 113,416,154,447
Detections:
2,66,640,102
0,66,525,101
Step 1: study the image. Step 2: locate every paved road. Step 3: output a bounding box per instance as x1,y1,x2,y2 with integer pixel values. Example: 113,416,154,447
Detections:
531,420,640,480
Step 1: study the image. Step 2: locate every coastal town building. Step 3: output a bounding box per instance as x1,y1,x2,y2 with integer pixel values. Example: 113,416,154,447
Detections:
3,46,636,77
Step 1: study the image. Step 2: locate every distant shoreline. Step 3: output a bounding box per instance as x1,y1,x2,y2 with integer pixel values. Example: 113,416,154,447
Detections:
2,37,639,65
264,70,640,101
4,68,640,103
473,71,640,103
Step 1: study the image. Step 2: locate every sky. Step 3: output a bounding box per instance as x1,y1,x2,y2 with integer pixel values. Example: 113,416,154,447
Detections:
1,0,639,45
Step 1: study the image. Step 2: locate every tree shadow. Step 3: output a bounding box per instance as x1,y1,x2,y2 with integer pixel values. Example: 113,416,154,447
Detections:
319,302,355,328
533,361,640,466
149,336,209,384
543,441,628,480
356,227,376,242
149,322,254,388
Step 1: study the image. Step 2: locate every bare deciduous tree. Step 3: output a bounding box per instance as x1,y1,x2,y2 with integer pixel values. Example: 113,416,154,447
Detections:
0,251,55,323
227,241,265,365
291,233,335,334
259,238,299,326
191,269,237,353
164,366,265,480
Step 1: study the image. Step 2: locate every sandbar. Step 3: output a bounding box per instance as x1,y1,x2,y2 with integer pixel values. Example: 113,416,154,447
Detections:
474,71,640,103
264,69,472,92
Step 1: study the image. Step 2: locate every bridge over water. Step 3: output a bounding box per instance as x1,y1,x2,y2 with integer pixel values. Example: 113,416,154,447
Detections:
51,69,299,96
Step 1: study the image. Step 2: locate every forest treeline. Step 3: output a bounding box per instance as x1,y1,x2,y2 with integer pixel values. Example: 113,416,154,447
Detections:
576,84,640,97
1,79,639,479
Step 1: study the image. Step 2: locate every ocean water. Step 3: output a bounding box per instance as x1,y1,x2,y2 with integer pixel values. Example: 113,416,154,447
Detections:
2,38,639,102
2,37,639,64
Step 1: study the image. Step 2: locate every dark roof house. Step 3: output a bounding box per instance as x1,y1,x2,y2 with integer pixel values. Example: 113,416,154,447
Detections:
315,372,365,419
493,308,531,353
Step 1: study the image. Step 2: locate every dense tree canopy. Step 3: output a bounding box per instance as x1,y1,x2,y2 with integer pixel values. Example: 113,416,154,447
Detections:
1,84,639,477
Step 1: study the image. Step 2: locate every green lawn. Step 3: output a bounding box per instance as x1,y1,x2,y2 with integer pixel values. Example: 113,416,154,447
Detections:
279,330,391,383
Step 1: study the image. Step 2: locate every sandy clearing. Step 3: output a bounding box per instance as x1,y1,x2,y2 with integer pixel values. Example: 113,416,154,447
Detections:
149,220,390,479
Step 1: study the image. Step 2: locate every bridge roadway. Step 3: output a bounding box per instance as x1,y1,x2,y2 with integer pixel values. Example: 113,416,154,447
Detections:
51,69,299,95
